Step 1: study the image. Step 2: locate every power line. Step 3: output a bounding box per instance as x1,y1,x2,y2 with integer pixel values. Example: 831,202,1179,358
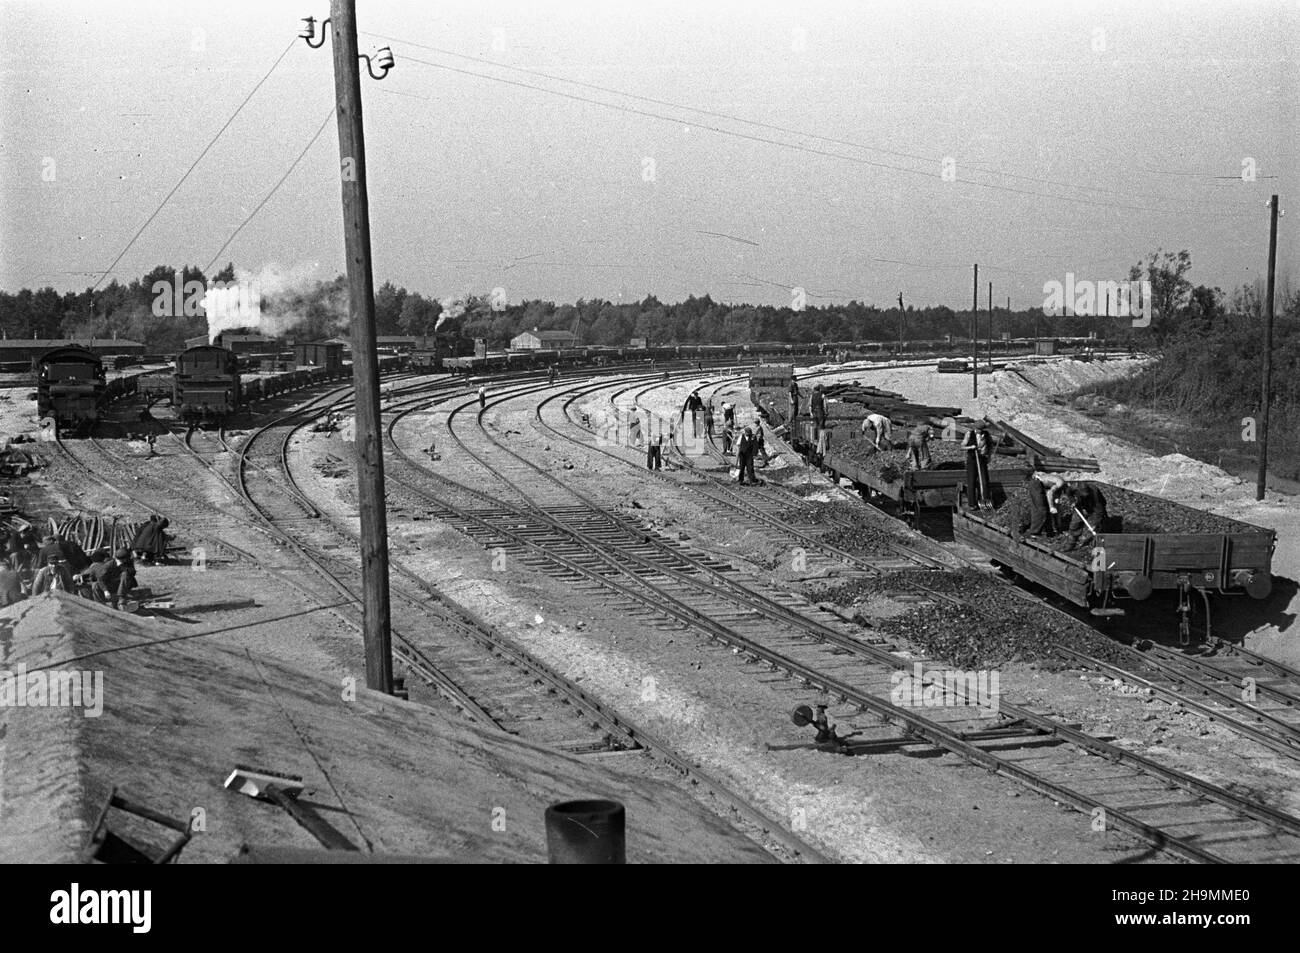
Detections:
392,52,1249,219
90,38,298,290
368,30,1256,216
203,107,336,273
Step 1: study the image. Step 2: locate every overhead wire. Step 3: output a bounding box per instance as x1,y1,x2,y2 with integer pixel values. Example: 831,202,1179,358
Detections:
90,37,298,289
368,30,1259,216
203,107,337,273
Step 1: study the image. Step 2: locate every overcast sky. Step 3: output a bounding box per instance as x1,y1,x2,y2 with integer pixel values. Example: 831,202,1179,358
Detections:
2,0,1295,311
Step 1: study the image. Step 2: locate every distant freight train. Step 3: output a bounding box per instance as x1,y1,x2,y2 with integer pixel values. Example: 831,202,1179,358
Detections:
173,343,371,424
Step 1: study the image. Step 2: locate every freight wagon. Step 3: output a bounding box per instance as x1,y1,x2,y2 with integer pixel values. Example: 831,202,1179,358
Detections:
953,483,1275,641
791,417,1026,523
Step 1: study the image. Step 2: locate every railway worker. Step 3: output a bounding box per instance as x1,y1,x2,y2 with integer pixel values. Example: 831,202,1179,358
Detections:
861,412,893,451
131,515,170,565
8,526,37,556
10,539,40,593
905,423,933,471
1063,482,1109,544
735,427,759,485
962,422,993,509
704,397,716,437
32,556,75,595
753,421,770,467
478,385,487,409
810,385,827,430
646,430,664,471
83,549,137,611
548,365,558,384
683,391,705,438
0,561,21,607
788,378,800,420
627,411,643,447
722,401,736,431
1017,465,1067,538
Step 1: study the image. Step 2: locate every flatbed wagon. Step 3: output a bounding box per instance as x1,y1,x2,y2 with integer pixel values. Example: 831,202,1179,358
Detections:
953,483,1276,640
789,417,1026,521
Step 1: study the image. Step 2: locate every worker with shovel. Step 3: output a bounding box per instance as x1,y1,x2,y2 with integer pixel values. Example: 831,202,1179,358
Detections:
1064,483,1109,546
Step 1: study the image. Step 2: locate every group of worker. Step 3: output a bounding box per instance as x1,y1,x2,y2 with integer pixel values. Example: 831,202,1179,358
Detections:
1017,467,1110,546
0,517,165,610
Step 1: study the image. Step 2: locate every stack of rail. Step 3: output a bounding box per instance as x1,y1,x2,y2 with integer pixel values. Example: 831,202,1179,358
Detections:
50,513,148,557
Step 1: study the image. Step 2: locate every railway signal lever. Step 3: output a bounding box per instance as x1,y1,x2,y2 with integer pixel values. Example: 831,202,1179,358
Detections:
791,704,860,755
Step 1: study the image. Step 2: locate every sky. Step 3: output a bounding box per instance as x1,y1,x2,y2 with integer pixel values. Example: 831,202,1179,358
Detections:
1,0,1296,312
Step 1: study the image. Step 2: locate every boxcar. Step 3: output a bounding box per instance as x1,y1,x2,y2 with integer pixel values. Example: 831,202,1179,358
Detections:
35,346,106,431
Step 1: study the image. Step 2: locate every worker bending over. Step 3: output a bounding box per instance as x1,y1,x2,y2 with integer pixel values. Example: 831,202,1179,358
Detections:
862,413,893,451
1063,483,1109,545
1018,465,1067,538
906,424,932,470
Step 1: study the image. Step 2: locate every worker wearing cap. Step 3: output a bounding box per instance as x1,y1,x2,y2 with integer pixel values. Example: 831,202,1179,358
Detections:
962,422,993,509
861,412,892,451
906,423,932,470
82,549,137,610
736,426,758,485
788,377,800,421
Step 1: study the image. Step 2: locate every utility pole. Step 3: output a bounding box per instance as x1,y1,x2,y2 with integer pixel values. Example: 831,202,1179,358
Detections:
987,281,993,369
1257,193,1280,501
330,0,393,691
971,263,979,397
897,292,905,357
1006,295,1010,354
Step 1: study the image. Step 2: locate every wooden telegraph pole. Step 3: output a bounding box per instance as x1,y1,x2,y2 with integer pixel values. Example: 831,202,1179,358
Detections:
987,281,993,369
897,292,905,356
330,0,393,691
1257,194,1280,501
971,264,979,397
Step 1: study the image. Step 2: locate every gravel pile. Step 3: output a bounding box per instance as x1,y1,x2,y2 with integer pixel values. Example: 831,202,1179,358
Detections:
820,524,903,555
811,568,1132,670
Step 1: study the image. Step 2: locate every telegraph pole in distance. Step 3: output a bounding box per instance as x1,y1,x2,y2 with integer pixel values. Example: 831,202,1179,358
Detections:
987,281,993,369
1257,193,1279,501
897,292,905,357
330,0,393,691
971,264,979,397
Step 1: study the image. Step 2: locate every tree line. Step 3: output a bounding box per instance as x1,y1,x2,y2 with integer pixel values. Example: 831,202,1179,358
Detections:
1,250,1293,358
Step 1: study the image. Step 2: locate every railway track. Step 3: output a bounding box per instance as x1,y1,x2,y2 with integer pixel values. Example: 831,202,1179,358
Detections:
217,369,836,863
612,371,1300,765
637,371,1300,764
391,370,1300,863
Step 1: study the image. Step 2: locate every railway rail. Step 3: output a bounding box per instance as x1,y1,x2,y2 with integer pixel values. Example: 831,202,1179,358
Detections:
391,369,1300,863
